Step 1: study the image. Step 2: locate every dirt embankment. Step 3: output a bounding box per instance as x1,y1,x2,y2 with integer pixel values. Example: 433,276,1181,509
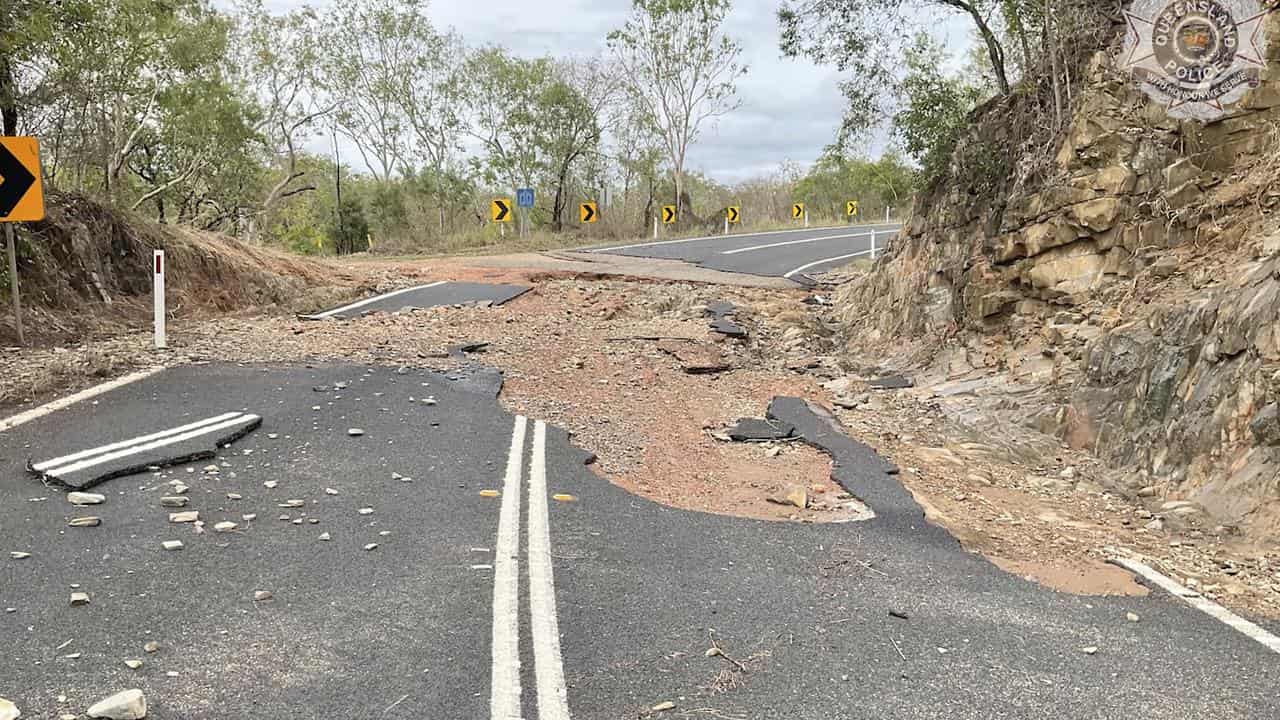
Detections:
3,192,362,345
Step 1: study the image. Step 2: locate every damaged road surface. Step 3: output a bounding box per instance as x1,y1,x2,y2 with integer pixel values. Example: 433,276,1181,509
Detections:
30,411,261,489
302,280,529,320
2,365,1278,719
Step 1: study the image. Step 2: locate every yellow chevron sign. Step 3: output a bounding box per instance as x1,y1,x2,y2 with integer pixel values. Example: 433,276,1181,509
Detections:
491,198,512,222
580,202,598,223
846,200,859,216
791,203,804,219
726,206,740,223
662,205,676,224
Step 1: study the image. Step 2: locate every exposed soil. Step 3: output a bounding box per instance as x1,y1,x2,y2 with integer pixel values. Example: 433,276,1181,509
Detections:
5,269,1278,616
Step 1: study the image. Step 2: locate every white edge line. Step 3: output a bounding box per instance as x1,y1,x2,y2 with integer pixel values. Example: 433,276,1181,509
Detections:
720,230,876,255
32,411,245,471
491,414,527,720
0,366,166,434
1109,556,1280,654
588,224,891,253
528,420,571,720
43,414,260,478
781,247,879,278
311,280,448,319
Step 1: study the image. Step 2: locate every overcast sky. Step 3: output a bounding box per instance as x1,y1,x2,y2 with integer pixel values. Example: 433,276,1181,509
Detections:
252,0,972,184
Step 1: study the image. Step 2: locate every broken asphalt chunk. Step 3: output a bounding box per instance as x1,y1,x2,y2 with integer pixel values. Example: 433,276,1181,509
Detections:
29,411,262,490
726,418,795,442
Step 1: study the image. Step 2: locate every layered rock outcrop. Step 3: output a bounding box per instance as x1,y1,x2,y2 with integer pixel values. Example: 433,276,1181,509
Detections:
837,13,1280,537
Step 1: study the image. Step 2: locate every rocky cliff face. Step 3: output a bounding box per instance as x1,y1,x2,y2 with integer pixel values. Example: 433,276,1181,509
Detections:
837,14,1280,539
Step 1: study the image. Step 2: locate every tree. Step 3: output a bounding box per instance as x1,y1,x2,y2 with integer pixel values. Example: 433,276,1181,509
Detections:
392,22,467,233
466,49,602,232
892,34,984,178
319,0,424,182
608,0,745,220
235,1,332,236
779,0,1009,142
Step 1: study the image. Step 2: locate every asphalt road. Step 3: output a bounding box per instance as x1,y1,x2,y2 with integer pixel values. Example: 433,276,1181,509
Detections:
3,364,1278,719
582,223,902,282
303,281,529,320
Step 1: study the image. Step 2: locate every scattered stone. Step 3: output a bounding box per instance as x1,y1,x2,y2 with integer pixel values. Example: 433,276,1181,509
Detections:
161,541,183,551
478,490,499,498
318,532,331,541
253,590,272,602
67,492,106,505
70,592,90,606
86,689,146,720
767,484,808,509
358,507,375,514
68,517,102,527
213,521,238,533
267,433,279,440
170,483,189,495
1136,486,1156,498
9,551,30,560
307,518,319,524
705,647,722,657
291,519,303,525
324,488,339,495
347,428,365,437
363,543,379,551
226,493,242,500
168,511,199,523
868,374,913,389
263,481,278,489
0,698,17,720
552,494,577,502
1126,612,1140,623
159,496,188,508
651,701,676,712
242,513,257,522
1080,646,1099,655
124,659,143,669
1144,518,1165,532
203,464,220,473
143,641,160,653
279,500,305,508
423,398,438,406
656,340,731,374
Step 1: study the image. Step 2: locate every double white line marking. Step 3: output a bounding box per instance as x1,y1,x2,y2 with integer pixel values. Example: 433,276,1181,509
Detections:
31,411,261,480
492,416,571,720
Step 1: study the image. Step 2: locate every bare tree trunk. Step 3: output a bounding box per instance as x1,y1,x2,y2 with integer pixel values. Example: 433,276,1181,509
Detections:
944,0,1011,95
0,55,18,135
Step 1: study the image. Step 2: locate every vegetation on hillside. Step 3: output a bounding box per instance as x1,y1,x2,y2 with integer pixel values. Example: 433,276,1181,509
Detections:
0,0,918,258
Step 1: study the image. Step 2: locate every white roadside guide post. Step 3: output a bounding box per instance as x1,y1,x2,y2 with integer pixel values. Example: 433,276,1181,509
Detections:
804,207,809,228
870,228,877,260
653,214,658,239
153,249,165,349
724,214,729,235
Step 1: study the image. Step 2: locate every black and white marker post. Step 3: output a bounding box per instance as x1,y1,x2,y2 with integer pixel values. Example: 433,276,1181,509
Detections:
153,249,166,349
